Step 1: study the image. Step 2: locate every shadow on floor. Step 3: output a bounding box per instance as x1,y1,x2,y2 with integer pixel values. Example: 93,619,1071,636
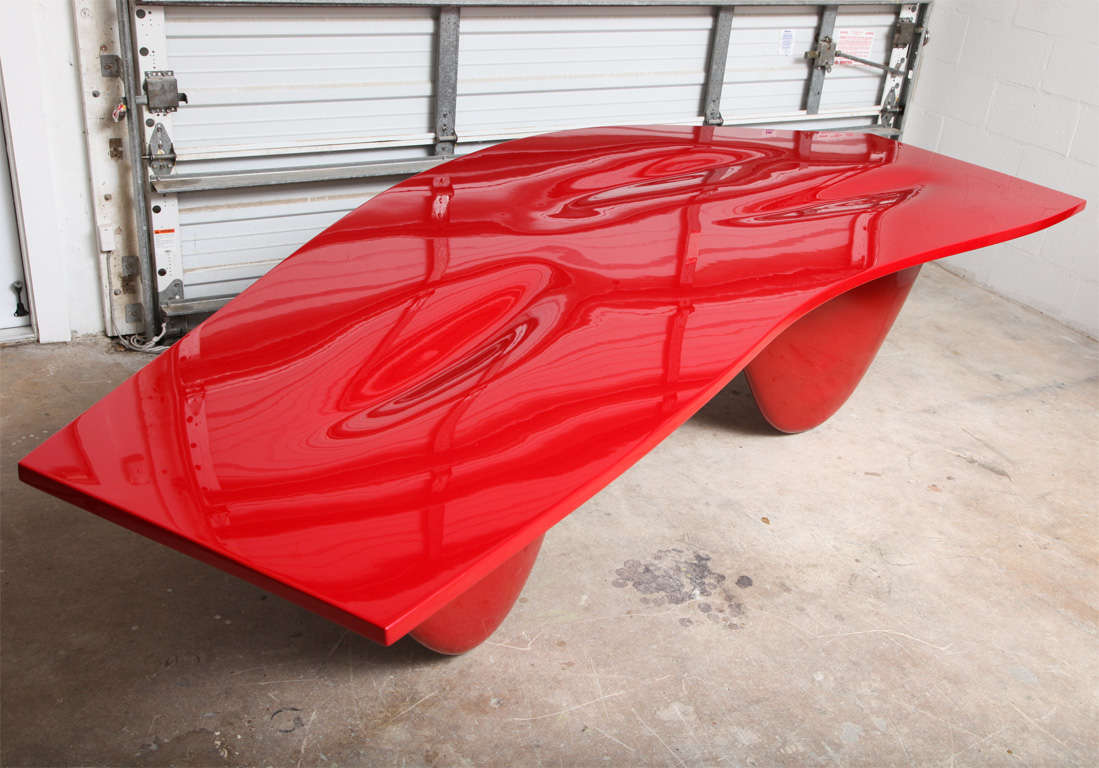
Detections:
691,372,777,436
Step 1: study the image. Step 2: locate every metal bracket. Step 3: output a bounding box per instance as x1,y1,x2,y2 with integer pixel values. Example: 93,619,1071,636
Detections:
143,70,186,114
151,156,446,193
702,7,734,126
114,0,159,340
880,84,901,128
162,296,233,318
433,7,460,156
805,36,836,72
804,4,839,115
893,2,934,137
100,53,122,78
892,19,920,48
147,123,176,175
159,279,184,303
160,279,234,319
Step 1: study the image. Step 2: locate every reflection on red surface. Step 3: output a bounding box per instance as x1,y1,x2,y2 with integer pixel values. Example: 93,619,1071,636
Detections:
18,127,1085,644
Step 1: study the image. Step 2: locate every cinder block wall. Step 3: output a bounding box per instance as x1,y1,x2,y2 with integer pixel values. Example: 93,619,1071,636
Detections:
904,0,1098,338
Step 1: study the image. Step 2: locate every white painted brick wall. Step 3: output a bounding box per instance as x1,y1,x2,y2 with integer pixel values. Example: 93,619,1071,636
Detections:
904,0,1099,337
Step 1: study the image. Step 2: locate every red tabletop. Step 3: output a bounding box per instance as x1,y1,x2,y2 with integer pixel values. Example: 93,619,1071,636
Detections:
19,127,1084,644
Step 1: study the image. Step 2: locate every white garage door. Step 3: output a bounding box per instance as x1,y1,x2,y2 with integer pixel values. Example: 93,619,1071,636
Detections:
79,1,928,332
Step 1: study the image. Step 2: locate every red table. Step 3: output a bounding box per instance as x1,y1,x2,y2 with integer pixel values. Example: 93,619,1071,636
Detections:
19,127,1085,654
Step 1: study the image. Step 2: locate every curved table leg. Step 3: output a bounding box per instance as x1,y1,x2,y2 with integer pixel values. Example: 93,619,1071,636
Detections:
411,535,543,655
745,265,921,434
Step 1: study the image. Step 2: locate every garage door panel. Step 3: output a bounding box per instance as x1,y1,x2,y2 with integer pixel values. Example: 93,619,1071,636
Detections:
173,100,434,151
722,80,809,116
459,82,707,105
721,6,820,116
178,145,433,177
172,101,433,146
165,4,435,157
176,177,401,298
461,6,714,32
821,4,896,110
183,273,275,300
834,5,901,27
177,60,434,92
126,2,921,318
459,90,706,136
169,37,433,64
457,6,712,136
164,6,436,37
459,57,706,84
180,201,352,229
182,217,345,260
462,28,712,53
819,75,884,109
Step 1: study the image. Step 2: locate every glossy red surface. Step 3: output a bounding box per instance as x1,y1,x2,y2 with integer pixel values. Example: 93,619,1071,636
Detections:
19,127,1085,646
746,265,921,433
411,535,543,654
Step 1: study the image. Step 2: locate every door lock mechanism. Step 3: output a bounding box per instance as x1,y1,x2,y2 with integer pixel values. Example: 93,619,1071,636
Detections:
143,71,187,114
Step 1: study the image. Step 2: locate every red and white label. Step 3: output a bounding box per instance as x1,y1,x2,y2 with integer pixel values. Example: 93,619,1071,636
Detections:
836,29,876,65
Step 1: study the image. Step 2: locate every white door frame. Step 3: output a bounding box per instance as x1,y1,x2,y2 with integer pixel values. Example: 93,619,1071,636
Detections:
0,5,72,343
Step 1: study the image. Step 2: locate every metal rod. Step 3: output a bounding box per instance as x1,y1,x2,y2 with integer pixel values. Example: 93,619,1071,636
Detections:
151,106,884,194
702,6,734,126
152,157,449,192
115,0,159,339
834,50,905,76
434,6,460,156
804,4,838,115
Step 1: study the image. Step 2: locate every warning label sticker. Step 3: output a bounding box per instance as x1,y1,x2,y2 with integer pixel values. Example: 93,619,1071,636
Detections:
778,28,795,57
835,28,876,65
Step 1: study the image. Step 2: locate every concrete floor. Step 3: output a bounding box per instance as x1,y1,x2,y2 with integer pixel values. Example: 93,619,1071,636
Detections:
1,265,1096,767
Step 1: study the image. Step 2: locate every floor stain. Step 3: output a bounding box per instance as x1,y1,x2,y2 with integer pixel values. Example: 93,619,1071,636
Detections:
613,548,746,629
270,707,304,734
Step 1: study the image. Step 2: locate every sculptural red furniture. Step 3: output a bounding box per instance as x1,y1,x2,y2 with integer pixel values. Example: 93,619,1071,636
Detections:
19,127,1084,654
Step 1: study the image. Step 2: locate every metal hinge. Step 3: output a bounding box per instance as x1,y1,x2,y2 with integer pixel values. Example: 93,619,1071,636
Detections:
880,85,901,128
159,279,184,304
146,123,176,175
143,70,187,114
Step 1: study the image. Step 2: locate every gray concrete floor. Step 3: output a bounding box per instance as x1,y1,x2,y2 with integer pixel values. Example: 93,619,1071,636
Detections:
1,265,1096,767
